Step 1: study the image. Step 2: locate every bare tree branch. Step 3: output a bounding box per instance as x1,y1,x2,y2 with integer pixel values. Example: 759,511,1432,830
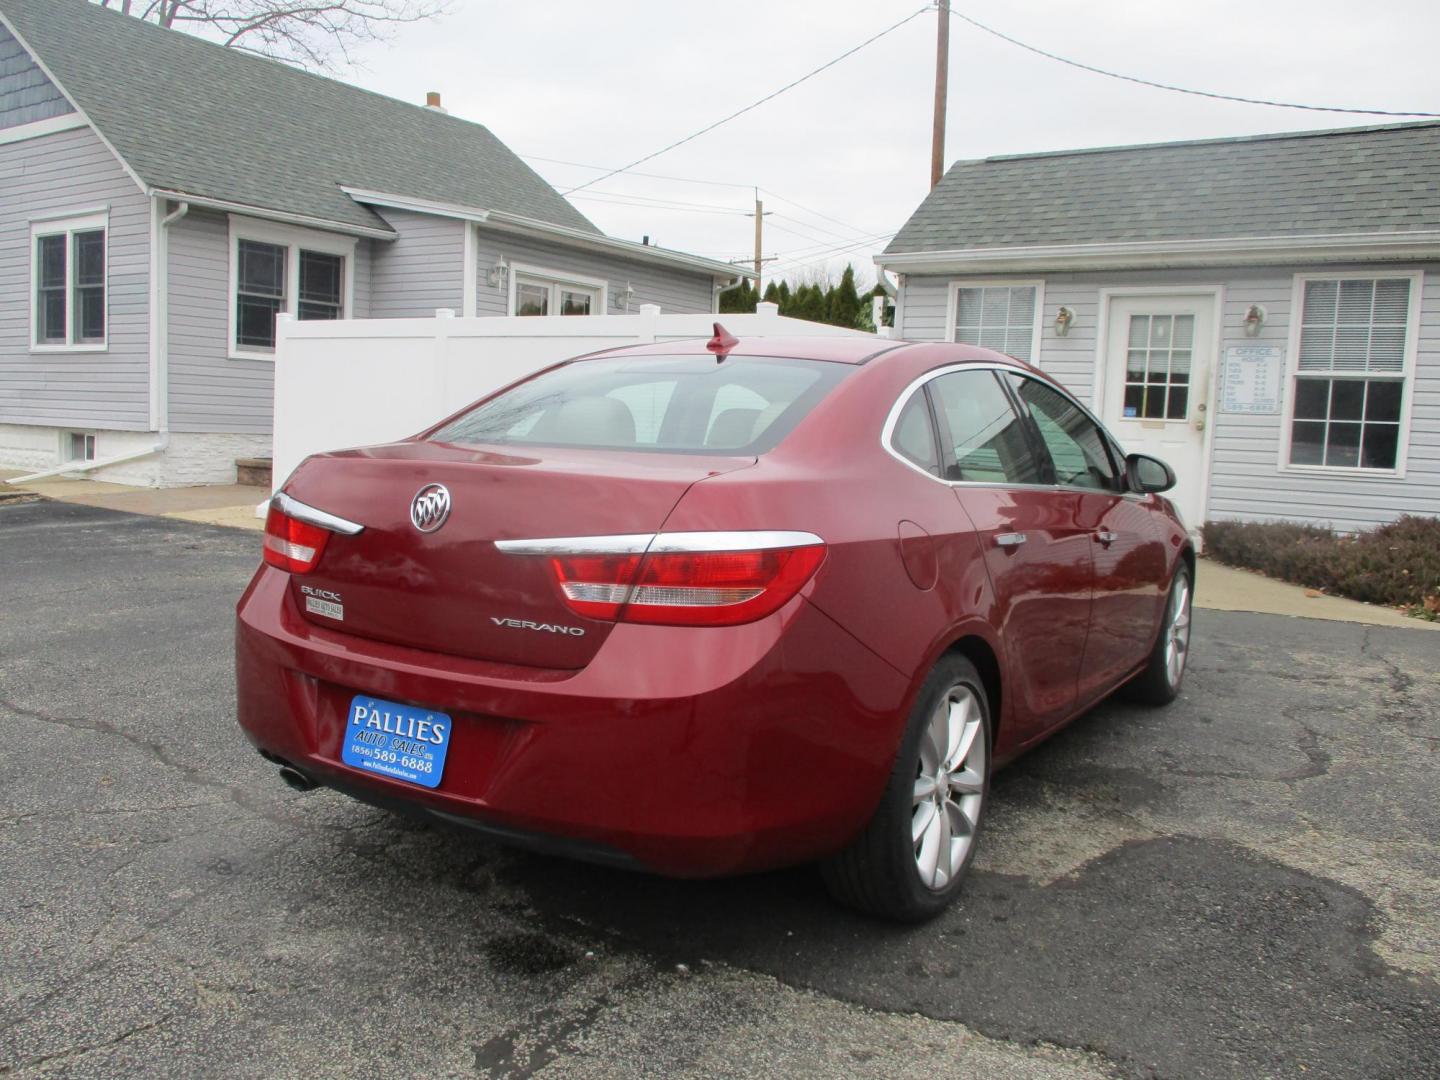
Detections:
92,0,447,72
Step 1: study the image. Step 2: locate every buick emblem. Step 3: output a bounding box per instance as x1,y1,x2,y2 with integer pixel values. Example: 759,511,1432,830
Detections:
410,484,451,533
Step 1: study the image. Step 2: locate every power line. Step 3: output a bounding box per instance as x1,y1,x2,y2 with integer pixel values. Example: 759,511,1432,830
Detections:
568,191,751,216
761,189,879,242
766,230,899,277
521,153,753,190
561,5,934,196
570,195,750,218
766,217,872,251
949,8,1440,118
770,212,875,246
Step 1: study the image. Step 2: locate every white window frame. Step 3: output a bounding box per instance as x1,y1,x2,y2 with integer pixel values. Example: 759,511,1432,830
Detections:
944,279,1046,364
228,215,356,361
30,211,109,354
1277,270,1422,479
506,262,608,317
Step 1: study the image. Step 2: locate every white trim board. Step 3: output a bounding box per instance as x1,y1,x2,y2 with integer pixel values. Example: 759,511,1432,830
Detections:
342,186,752,282
0,112,87,146
878,231,1440,275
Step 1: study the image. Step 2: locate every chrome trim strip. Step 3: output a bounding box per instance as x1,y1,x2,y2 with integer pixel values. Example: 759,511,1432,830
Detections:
879,361,1145,500
647,531,824,553
271,492,364,536
496,530,825,556
495,534,655,556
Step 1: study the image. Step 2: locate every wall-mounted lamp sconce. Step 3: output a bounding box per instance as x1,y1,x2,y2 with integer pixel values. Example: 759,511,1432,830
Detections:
1242,304,1267,337
616,282,636,313
486,257,509,290
1054,306,1075,337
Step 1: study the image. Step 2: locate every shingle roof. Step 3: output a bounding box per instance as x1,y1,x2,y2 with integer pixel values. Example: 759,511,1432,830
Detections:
0,0,600,236
886,121,1440,255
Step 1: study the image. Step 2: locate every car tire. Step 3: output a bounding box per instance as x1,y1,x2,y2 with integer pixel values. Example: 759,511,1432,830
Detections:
821,654,991,923
1122,563,1193,706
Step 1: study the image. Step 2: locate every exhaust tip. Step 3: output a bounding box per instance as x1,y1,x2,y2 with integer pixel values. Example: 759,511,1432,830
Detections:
278,766,318,793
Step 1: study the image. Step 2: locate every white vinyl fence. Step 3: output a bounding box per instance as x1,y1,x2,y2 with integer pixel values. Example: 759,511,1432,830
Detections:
269,303,875,493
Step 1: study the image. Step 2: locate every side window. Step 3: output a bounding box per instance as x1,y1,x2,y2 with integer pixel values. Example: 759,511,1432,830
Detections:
889,390,940,476
929,370,1042,484
1010,376,1117,491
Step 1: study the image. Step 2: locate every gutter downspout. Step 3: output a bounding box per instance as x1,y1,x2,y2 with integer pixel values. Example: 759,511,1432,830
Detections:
712,276,745,314
7,441,173,485
7,200,189,487
152,198,189,439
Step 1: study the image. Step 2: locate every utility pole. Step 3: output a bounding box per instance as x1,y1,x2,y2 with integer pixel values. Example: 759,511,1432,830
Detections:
931,0,949,189
749,189,772,296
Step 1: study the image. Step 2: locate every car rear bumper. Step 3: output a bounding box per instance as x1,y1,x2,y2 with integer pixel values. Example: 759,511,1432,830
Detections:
235,566,910,877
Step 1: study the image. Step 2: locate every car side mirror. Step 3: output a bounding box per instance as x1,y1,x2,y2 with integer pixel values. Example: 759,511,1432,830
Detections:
1126,452,1176,494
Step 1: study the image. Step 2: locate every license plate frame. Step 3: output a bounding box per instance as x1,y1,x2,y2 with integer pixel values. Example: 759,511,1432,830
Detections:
341,694,451,790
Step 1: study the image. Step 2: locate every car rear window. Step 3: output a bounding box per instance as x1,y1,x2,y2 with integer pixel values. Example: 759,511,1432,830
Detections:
429,354,851,455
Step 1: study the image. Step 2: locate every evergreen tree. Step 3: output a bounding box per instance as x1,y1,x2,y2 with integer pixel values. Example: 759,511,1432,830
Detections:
718,282,757,314
829,265,862,329
762,282,781,305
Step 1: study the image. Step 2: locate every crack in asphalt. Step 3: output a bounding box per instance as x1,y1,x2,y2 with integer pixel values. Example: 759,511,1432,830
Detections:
0,1015,174,1076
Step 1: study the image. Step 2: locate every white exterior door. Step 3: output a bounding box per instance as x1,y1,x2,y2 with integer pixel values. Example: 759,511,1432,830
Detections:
1101,294,1216,529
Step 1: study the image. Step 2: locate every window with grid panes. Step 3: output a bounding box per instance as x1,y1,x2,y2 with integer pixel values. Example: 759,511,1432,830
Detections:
1122,314,1193,421
34,220,106,348
1289,277,1411,470
952,285,1037,361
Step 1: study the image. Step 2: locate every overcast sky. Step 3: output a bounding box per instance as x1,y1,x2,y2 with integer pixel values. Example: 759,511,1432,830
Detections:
331,0,1437,288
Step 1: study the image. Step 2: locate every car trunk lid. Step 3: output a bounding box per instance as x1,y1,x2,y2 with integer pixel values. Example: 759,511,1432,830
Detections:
280,441,752,668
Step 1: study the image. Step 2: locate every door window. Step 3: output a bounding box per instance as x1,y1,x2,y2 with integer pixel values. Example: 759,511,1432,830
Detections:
1010,376,1118,491
928,370,1041,484
1122,314,1193,420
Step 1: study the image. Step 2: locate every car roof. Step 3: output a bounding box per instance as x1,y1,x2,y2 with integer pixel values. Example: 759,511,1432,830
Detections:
580,335,899,365
579,335,1048,378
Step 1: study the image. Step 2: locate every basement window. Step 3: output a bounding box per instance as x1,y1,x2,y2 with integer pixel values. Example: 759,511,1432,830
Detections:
66,432,96,463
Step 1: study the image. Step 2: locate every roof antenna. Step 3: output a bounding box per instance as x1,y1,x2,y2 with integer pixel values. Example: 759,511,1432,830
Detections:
707,322,738,362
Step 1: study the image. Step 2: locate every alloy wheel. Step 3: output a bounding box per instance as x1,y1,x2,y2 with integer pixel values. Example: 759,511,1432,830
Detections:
1165,575,1192,688
912,685,986,891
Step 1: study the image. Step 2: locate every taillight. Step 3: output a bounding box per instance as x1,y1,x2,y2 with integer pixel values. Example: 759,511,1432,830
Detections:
263,504,331,573
501,532,826,627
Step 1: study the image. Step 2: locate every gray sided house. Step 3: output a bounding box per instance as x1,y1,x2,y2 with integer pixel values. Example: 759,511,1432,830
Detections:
0,0,747,487
878,122,1440,534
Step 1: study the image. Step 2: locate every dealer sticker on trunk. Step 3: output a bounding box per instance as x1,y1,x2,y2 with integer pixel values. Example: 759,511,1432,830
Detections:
341,695,451,790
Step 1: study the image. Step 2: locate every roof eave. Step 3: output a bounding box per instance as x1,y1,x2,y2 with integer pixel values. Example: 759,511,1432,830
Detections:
151,188,397,239
485,210,754,281
876,231,1440,274
342,187,754,281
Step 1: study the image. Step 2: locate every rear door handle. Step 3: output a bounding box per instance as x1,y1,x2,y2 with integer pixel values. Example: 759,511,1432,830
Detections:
995,532,1027,547
1095,530,1118,546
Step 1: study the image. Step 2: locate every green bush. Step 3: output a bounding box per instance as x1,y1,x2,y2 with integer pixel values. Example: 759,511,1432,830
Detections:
1202,516,1440,614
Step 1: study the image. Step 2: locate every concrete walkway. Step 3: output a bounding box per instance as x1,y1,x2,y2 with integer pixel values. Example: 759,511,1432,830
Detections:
1194,559,1436,630
3,468,1433,631
0,469,265,531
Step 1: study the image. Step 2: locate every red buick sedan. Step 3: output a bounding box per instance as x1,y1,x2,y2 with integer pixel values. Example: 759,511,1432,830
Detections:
236,330,1193,921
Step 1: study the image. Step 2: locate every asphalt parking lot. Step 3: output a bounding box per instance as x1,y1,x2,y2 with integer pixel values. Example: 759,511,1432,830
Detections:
2,499,1437,1079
